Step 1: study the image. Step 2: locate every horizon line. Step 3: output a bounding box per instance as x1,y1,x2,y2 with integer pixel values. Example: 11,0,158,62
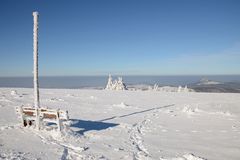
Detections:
1,74,240,78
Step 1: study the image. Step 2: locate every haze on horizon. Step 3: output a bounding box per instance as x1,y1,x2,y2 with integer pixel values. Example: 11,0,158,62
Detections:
0,0,240,77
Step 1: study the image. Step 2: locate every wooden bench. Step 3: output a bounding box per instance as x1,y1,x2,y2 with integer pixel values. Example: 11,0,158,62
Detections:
16,106,69,132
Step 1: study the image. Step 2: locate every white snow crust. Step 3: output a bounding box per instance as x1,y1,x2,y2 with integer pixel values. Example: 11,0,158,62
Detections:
0,88,240,160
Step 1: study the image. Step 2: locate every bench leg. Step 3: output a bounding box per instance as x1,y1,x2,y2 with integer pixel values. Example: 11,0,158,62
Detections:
19,106,26,127
57,116,61,132
23,120,27,127
56,111,61,132
29,120,33,126
57,120,61,132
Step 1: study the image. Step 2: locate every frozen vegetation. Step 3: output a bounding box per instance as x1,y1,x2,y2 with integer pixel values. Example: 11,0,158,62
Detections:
0,88,240,159
127,84,194,92
149,84,194,92
105,75,194,92
105,75,127,90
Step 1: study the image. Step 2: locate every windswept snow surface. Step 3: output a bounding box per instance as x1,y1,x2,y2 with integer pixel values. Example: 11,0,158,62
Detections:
0,88,240,160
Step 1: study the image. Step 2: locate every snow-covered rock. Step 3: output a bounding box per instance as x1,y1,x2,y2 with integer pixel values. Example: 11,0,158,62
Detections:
10,90,18,96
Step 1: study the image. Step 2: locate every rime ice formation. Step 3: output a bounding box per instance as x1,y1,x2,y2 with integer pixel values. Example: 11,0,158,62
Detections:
33,11,40,130
177,86,182,92
115,77,127,90
150,84,193,92
153,84,159,91
105,75,127,90
183,85,189,92
105,74,113,90
33,11,40,109
177,85,190,92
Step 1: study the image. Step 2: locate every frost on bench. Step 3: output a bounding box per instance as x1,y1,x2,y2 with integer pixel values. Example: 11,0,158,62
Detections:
15,106,69,132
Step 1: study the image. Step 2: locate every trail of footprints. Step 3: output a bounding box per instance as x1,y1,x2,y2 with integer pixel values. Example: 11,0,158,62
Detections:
129,108,162,160
129,120,151,160
128,106,240,160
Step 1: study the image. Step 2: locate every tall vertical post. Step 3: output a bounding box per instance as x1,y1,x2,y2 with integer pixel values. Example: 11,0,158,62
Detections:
33,11,40,130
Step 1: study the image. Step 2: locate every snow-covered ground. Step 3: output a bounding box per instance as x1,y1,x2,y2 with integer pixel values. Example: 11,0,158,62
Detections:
0,88,240,160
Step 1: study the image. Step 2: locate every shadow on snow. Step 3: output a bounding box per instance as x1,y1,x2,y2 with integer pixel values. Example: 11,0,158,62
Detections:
99,104,175,122
69,119,119,135
69,104,174,135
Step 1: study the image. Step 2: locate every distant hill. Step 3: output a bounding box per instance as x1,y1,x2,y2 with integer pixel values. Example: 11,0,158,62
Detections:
190,81,240,93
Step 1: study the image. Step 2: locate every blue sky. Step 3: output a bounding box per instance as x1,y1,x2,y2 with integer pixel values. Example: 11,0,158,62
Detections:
0,0,240,76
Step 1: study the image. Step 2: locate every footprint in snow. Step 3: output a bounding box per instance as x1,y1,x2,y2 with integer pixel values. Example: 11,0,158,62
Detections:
0,97,12,103
66,94,75,97
89,96,98,100
60,148,68,160
49,98,65,102
232,125,238,131
0,125,16,131
160,153,207,160
220,130,227,133
112,102,130,108
114,147,124,152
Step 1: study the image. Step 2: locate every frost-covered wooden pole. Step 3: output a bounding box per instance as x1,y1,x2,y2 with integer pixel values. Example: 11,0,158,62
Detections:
33,11,40,108
33,11,40,130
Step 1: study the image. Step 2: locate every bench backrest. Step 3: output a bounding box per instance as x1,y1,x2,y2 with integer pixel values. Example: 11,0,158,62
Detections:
16,106,69,121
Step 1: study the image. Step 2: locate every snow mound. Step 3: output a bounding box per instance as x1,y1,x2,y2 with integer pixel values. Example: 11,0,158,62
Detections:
10,90,18,96
0,150,36,160
113,102,129,108
89,96,97,100
49,97,64,102
182,153,207,160
160,153,207,160
0,96,12,102
182,105,200,115
210,111,233,116
0,125,16,131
